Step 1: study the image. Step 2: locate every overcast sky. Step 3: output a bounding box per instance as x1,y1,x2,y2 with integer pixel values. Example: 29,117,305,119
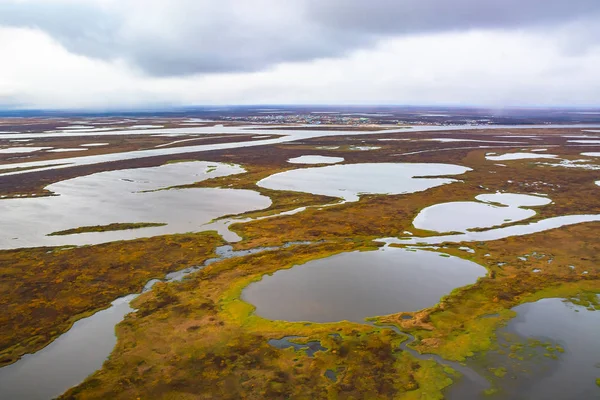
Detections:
0,0,599,109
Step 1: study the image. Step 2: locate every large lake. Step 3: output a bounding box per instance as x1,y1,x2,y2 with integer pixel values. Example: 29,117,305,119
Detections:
242,246,486,323
0,161,271,249
257,163,471,202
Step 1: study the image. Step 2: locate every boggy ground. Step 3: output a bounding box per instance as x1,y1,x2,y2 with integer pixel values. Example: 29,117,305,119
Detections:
0,165,339,366
58,227,599,399
0,232,224,366
60,241,455,400
378,222,600,359
1,126,600,398
56,129,599,398
0,185,338,366
205,143,600,249
378,222,600,396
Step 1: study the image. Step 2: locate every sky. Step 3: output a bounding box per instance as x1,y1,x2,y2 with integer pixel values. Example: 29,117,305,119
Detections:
0,0,599,109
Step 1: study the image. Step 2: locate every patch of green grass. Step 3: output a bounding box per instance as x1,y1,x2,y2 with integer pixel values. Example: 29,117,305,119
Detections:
564,292,600,310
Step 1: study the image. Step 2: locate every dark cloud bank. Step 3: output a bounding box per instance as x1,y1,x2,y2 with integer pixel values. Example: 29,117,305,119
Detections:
1,0,599,76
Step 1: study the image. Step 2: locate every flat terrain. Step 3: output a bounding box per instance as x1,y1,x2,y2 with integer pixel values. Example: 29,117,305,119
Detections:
0,118,599,399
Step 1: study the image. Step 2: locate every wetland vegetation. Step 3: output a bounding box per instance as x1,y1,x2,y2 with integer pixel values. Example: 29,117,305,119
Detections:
59,241,457,400
0,231,223,366
48,222,167,236
1,123,599,399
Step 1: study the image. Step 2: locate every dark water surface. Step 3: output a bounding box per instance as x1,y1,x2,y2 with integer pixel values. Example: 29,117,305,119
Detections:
0,244,300,400
268,336,327,357
242,247,486,323
447,297,600,400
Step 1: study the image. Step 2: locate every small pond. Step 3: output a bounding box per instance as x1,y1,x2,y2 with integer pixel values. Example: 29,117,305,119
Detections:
268,336,327,357
287,155,344,164
486,153,558,161
242,247,486,323
413,193,550,233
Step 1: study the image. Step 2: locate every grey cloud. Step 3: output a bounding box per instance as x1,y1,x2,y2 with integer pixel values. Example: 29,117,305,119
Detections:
0,2,120,59
1,0,599,76
306,0,600,34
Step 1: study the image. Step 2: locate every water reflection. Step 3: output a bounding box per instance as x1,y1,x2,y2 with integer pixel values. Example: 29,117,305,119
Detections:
258,163,471,202
0,161,271,249
413,193,551,233
0,243,306,399
287,155,344,164
243,247,486,323
447,297,600,400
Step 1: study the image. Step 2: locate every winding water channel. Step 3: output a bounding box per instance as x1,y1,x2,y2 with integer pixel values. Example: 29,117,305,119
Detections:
370,323,491,396
2,124,600,399
2,124,599,176
0,243,305,400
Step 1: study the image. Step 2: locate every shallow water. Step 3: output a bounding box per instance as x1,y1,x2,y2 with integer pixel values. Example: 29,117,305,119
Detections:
47,148,88,152
0,147,51,153
413,193,550,233
0,295,135,400
414,201,535,233
486,153,558,161
349,145,381,151
324,369,337,382
537,160,600,170
475,193,551,207
80,143,108,146
242,247,486,323
268,336,327,357
568,139,600,144
424,138,525,144
257,162,471,202
2,124,597,177
0,161,271,249
371,322,491,395
1,123,599,141
381,213,600,246
447,298,600,400
287,155,344,164
0,243,300,399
